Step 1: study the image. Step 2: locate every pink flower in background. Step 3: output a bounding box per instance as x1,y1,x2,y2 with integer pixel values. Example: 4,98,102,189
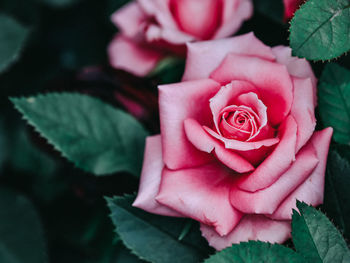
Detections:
108,0,253,76
133,32,333,250
283,0,304,20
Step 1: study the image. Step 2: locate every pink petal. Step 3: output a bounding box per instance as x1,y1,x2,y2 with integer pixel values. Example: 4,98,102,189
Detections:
237,116,297,192
158,79,220,170
184,118,254,173
283,0,304,20
138,0,178,29
201,215,291,250
204,126,279,151
169,0,223,40
272,46,317,104
156,162,243,236
182,32,275,81
214,0,253,39
108,35,164,76
210,53,293,126
133,135,182,217
144,24,194,45
291,77,316,152
230,142,319,214
270,127,333,220
111,2,146,38
209,80,258,133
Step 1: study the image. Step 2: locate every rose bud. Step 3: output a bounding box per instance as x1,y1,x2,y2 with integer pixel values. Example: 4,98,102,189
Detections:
133,32,333,250
283,0,305,20
108,0,253,76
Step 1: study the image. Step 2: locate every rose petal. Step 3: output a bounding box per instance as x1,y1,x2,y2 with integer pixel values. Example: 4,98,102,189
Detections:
204,126,279,151
159,79,221,170
237,115,297,192
269,127,333,220
200,215,291,250
138,0,178,29
291,77,316,152
111,2,146,38
144,24,194,45
108,35,164,76
214,0,253,39
210,80,258,133
169,0,223,40
182,32,276,81
272,46,317,104
156,162,243,236
283,0,304,20
230,142,318,214
184,118,254,173
210,53,293,126
133,135,182,217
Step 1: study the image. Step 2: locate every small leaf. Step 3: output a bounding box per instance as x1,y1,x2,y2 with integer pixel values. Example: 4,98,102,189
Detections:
0,14,30,73
323,149,350,240
11,93,149,177
318,64,350,144
0,187,48,263
106,194,211,263
290,0,350,61
292,201,350,263
204,241,304,263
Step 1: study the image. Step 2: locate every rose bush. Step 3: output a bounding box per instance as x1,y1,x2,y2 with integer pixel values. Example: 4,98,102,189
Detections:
133,32,333,250
108,0,252,76
283,0,304,20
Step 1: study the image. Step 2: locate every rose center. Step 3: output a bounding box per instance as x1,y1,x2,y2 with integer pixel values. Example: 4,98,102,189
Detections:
218,105,259,141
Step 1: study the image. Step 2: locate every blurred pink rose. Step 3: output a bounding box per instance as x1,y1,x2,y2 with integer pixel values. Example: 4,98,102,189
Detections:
283,0,304,20
133,32,333,250
108,0,253,76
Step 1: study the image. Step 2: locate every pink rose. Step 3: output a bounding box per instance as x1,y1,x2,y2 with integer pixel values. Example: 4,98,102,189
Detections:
108,0,253,76
133,32,333,250
283,0,304,20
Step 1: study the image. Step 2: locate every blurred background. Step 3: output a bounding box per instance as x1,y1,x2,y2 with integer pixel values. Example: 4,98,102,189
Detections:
1,0,347,262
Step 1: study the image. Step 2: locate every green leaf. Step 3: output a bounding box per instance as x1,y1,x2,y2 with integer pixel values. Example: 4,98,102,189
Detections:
0,14,30,73
106,194,211,263
0,188,48,263
11,93,148,177
318,65,350,144
323,149,350,240
292,201,350,263
290,0,350,61
204,241,304,263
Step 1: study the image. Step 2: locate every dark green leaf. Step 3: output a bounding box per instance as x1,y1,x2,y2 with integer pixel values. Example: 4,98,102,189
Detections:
292,201,350,263
204,241,304,263
11,93,148,177
106,194,211,263
0,14,30,73
0,188,47,263
290,0,350,61
318,64,350,144
35,0,82,8
323,149,350,240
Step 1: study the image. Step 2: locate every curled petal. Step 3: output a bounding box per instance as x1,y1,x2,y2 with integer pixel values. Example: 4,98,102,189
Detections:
156,163,243,236
184,118,254,173
237,116,297,192
133,135,182,217
230,142,318,214
158,79,220,170
269,127,333,220
108,35,164,76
